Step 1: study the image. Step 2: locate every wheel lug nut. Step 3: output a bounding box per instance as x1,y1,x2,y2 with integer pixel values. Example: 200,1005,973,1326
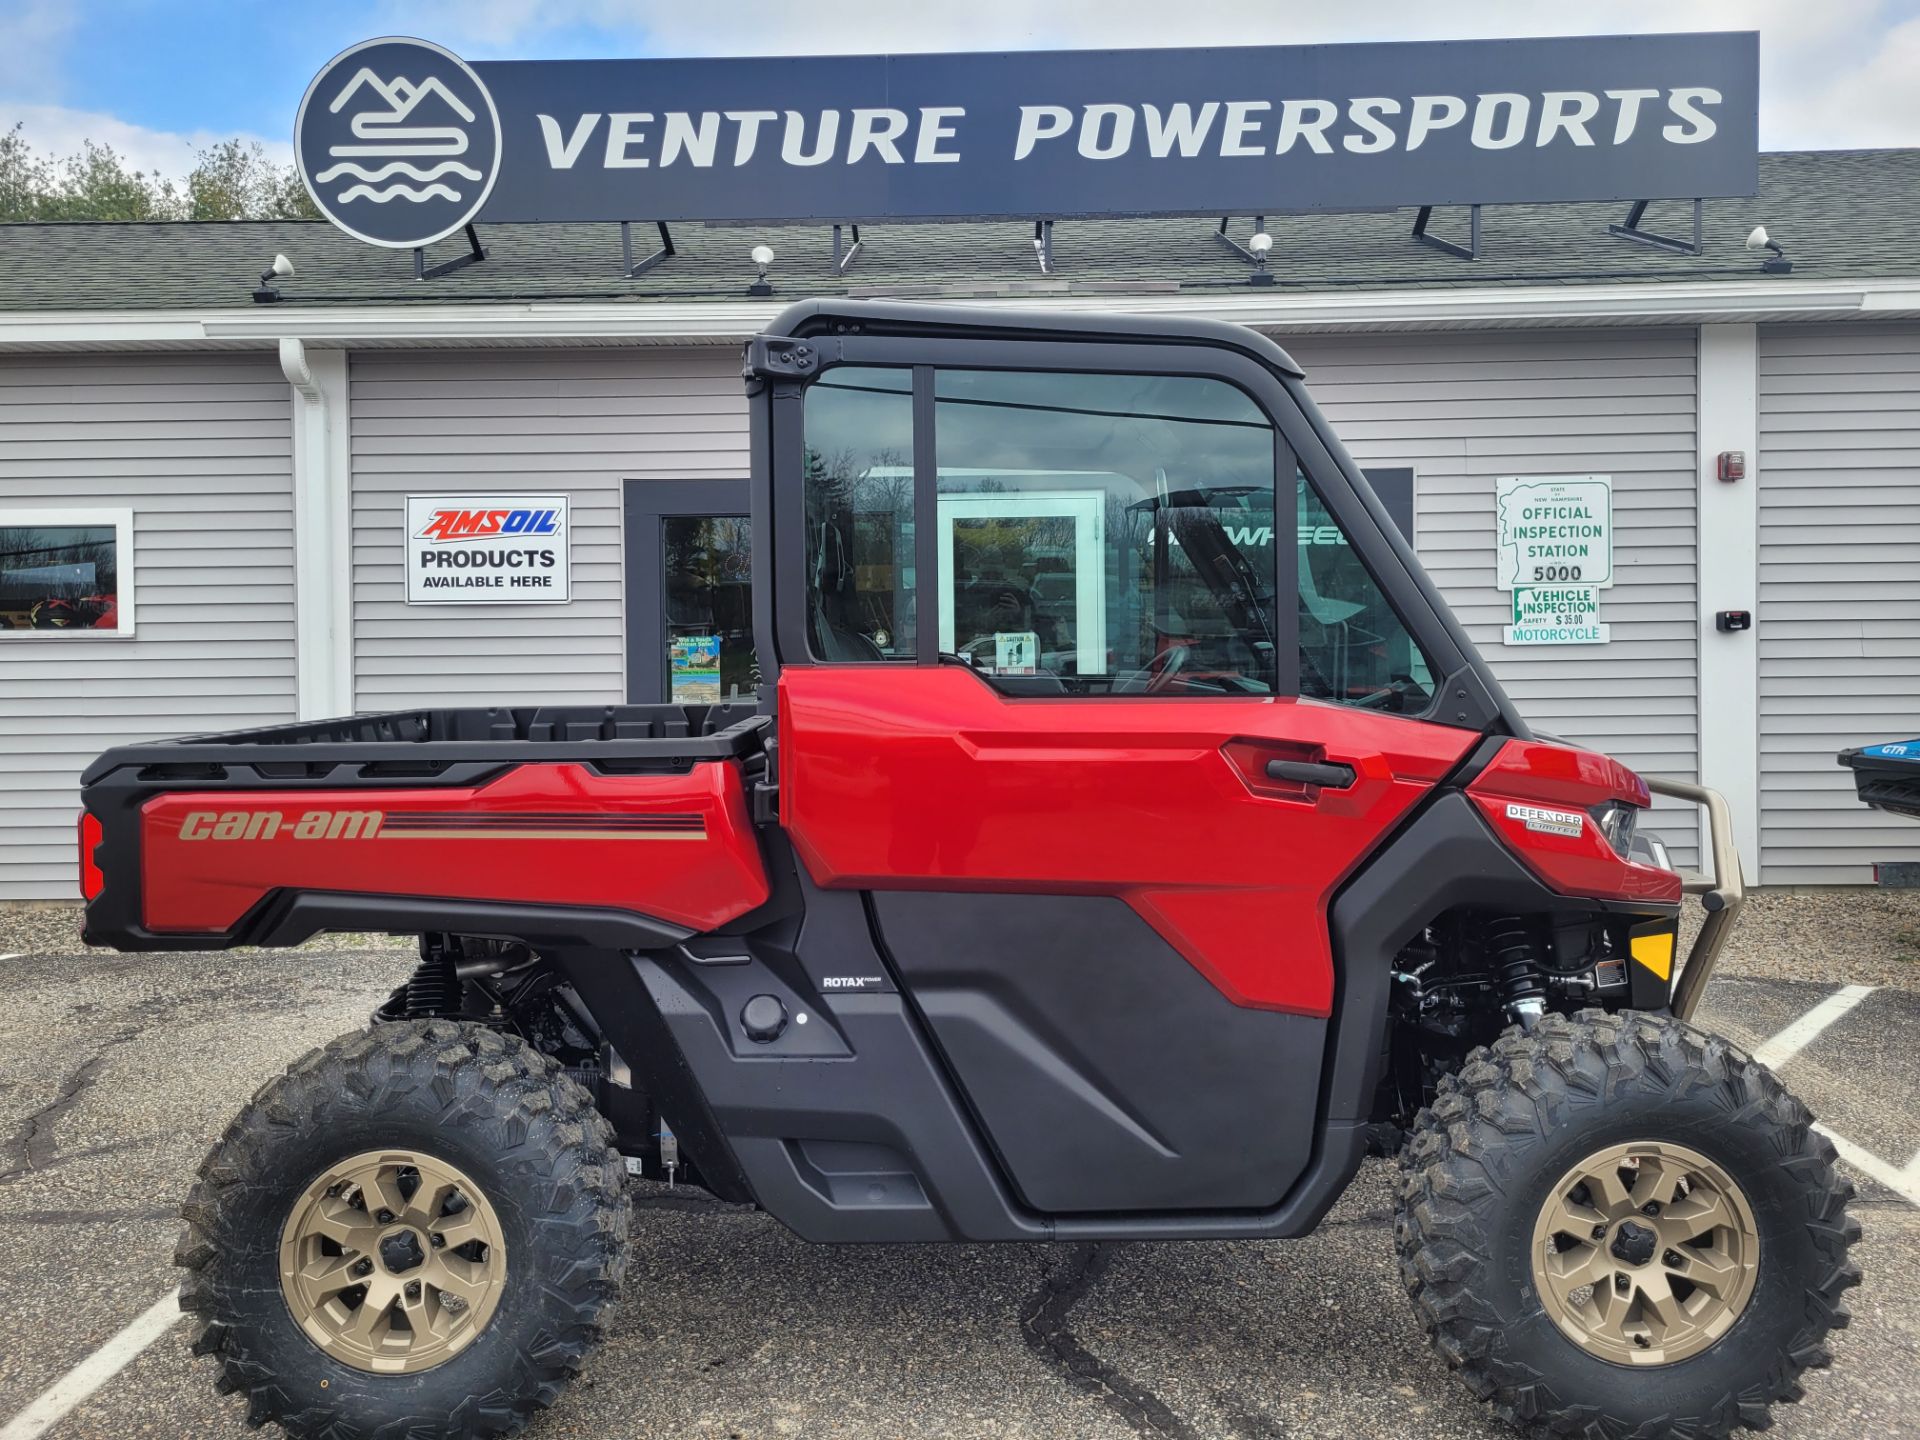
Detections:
352,1258,373,1277
405,1280,421,1300
431,1232,445,1248
1664,1249,1685,1268
1641,1201,1660,1216
1614,1273,1631,1294
1591,1224,1607,1240
376,1209,395,1224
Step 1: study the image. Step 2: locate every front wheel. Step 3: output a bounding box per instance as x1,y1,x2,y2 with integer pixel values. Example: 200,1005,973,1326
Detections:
176,1019,628,1438
1396,1010,1860,1438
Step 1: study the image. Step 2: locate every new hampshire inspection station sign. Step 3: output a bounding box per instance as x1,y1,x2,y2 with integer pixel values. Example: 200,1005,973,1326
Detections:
1497,475,1614,647
294,32,1760,248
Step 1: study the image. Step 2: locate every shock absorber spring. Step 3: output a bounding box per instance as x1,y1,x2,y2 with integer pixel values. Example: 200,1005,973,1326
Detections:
402,949,462,1017
1483,914,1547,1027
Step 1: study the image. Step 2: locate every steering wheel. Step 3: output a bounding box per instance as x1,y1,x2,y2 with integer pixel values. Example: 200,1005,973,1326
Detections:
1144,644,1193,695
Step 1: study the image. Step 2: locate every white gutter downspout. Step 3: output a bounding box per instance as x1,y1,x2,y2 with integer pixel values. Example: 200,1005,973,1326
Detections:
279,338,353,720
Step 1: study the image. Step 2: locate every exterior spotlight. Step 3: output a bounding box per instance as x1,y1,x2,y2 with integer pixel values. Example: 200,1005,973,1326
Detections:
748,244,776,296
1246,230,1275,286
253,253,293,305
1745,225,1791,274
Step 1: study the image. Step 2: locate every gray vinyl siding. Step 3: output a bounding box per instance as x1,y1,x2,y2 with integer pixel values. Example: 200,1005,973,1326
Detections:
0,352,296,901
1757,323,1920,885
1287,330,1701,865
349,348,750,709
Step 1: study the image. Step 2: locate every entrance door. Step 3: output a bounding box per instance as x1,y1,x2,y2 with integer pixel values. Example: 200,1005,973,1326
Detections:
622,480,755,705
936,487,1107,676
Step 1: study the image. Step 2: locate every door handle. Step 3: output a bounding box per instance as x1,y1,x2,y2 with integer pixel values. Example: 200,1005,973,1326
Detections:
1265,759,1357,789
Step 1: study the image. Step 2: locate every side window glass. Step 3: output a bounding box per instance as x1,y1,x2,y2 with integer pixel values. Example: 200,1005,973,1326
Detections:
1296,472,1435,712
933,370,1277,696
802,368,915,661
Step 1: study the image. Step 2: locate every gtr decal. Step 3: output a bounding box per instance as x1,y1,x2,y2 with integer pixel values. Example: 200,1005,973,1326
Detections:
414,507,562,543
179,810,383,841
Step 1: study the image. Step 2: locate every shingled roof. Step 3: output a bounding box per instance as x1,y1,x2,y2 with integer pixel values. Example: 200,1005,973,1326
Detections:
0,150,1914,312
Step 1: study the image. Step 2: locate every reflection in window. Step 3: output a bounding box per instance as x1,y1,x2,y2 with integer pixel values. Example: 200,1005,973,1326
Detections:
802,368,915,661
934,369,1277,695
1296,475,1434,712
663,514,754,702
0,520,123,632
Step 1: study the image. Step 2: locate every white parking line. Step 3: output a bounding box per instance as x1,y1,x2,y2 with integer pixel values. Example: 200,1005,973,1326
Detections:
1816,1125,1920,1208
0,954,23,963
0,1289,183,1440
1753,984,1876,1069
1744,983,1920,1209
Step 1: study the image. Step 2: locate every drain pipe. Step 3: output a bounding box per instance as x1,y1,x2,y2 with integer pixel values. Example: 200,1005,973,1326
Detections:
279,338,352,720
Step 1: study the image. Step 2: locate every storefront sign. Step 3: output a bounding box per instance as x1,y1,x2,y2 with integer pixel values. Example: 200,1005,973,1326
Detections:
1505,585,1609,646
297,33,1759,247
1496,475,1612,591
405,495,570,603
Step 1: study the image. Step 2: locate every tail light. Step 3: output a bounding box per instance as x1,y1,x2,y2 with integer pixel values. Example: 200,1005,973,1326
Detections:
1466,740,1680,904
78,811,104,901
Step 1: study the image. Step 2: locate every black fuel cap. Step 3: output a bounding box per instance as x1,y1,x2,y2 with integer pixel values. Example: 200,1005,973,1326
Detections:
741,994,787,1043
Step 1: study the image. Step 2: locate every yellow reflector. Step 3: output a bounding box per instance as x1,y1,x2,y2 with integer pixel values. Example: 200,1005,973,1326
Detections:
1631,931,1675,981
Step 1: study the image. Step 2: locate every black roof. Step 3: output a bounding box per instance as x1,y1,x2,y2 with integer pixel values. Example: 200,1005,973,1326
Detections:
0,150,1913,313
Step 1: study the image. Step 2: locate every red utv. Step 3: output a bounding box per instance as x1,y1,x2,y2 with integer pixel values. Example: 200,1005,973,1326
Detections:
79,302,1856,1439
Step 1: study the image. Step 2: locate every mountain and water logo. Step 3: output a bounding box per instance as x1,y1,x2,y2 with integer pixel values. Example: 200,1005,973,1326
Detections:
295,38,501,249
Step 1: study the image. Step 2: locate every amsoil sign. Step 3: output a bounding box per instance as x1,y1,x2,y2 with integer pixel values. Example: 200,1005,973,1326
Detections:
296,33,1758,242
405,496,570,604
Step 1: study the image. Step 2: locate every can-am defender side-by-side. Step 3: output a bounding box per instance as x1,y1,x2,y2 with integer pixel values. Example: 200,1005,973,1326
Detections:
79,302,1857,1439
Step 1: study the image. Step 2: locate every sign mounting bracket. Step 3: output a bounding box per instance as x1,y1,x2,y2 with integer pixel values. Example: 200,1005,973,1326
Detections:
621,221,676,278
1411,205,1481,261
1033,220,1054,275
832,223,863,275
1213,217,1267,264
1608,198,1704,256
414,224,487,282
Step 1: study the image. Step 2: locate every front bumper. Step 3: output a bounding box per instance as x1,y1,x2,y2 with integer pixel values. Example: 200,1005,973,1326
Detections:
1643,776,1747,1021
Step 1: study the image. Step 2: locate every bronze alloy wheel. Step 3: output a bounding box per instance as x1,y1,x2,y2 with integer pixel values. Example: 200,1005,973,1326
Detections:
1531,1139,1761,1366
278,1149,507,1374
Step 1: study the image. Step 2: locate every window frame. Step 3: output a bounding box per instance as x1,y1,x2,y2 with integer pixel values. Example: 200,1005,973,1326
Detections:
0,506,136,640
775,340,1300,698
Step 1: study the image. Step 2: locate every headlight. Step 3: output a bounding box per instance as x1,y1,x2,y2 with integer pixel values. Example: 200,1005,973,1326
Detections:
1590,800,1639,858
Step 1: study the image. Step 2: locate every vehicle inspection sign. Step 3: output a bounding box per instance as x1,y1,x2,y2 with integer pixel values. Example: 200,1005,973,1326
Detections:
405,495,570,603
1495,476,1612,590
1505,585,1609,646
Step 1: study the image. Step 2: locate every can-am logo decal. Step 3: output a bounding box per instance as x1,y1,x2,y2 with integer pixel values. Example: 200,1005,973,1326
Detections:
1505,802,1586,839
179,810,384,841
415,507,562,543
296,36,502,249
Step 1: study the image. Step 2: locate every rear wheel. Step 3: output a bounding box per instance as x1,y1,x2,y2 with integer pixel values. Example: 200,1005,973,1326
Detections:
177,1019,628,1438
1396,1010,1860,1438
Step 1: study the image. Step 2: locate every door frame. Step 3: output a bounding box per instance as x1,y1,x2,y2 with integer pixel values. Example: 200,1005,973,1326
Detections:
621,479,751,704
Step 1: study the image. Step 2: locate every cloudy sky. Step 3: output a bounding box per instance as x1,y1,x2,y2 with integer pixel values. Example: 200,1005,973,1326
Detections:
1,0,1916,178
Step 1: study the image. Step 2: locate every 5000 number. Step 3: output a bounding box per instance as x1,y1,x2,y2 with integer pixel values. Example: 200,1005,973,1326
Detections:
1531,564,1585,582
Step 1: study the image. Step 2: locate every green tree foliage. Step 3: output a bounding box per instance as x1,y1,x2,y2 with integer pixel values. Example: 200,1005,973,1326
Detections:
0,125,318,222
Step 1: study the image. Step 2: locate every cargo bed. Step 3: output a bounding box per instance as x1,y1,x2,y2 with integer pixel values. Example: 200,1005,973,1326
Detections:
79,704,775,953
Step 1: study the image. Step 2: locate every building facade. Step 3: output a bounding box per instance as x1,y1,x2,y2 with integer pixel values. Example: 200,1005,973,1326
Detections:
3,154,1918,899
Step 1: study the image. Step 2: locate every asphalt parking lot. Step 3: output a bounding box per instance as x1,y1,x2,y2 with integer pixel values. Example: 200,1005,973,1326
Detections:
2,895,1918,1440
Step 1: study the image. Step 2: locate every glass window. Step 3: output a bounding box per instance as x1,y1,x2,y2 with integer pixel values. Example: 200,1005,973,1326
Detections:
934,369,1277,695
803,367,915,661
1296,474,1434,712
662,514,755,702
0,511,132,636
